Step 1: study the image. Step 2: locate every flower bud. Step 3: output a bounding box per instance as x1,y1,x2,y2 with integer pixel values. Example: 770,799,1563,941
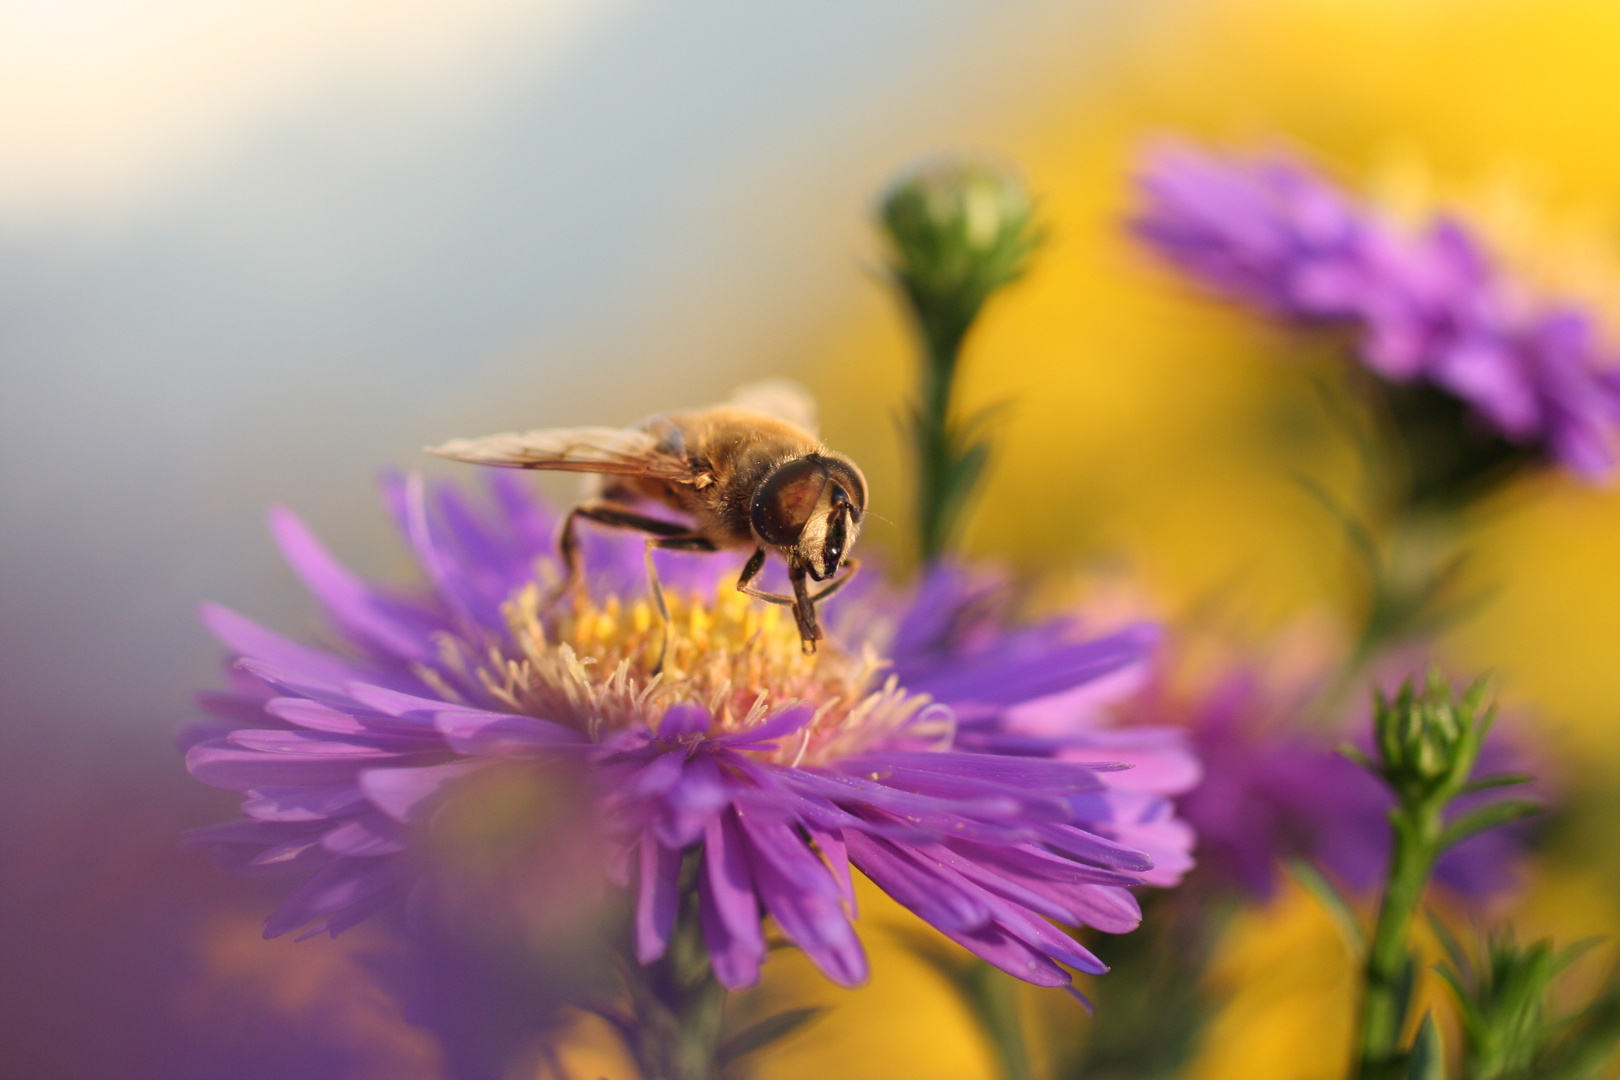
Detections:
878,157,1041,325
1371,668,1490,798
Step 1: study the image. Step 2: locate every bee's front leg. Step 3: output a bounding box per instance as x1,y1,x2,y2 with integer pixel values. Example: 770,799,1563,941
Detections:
787,561,821,654
736,550,855,653
808,557,860,603
735,547,796,607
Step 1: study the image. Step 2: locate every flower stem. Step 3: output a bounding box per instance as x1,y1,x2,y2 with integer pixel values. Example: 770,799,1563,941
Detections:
1352,673,1512,1080
877,157,1041,564
912,316,974,564
1356,794,1445,1079
963,961,1035,1080
624,861,727,1080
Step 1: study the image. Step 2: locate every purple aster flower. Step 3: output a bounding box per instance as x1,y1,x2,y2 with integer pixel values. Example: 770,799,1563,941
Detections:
1172,670,1538,903
1132,140,1620,482
184,473,1196,996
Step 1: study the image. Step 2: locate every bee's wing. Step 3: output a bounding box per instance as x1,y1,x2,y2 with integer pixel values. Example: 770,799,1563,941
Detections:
426,425,698,481
727,379,819,436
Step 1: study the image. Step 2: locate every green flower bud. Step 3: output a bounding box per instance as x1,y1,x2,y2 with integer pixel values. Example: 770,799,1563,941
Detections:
1369,667,1491,800
878,157,1042,331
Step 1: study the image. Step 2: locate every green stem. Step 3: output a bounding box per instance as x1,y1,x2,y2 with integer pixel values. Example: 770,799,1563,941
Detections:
624,859,728,1080
911,292,974,564
964,962,1035,1080
1356,796,1445,1080
1311,510,1469,727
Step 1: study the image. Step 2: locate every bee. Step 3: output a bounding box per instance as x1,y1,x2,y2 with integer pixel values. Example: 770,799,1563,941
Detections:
427,381,866,659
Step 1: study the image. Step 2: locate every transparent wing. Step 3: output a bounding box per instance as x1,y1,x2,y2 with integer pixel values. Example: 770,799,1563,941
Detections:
727,379,819,436
425,425,698,481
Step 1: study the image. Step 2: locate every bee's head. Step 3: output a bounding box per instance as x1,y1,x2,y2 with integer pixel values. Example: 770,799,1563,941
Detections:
750,453,867,580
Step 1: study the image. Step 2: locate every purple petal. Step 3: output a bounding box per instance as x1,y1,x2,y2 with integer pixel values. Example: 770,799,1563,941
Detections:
653,754,730,848
1031,822,1155,873
398,472,504,635
624,750,686,798
737,813,867,987
269,506,442,663
344,682,576,746
698,810,765,990
905,840,1076,925
959,844,1144,932
226,730,412,756
359,761,486,822
904,624,1158,708
933,921,1073,988
786,769,1030,826
187,738,428,791
265,855,408,939
829,765,1075,821
658,703,711,738
263,697,442,743
804,822,856,910
712,705,814,749
321,815,407,857
241,785,369,823
945,838,1145,890
433,706,583,756
843,831,989,932
843,750,1113,793
486,470,558,560
636,836,682,964
201,604,399,693
880,837,1110,975
236,660,419,716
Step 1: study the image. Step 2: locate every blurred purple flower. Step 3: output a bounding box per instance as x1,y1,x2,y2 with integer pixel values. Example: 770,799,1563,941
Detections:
184,474,1197,996
1176,672,1536,902
1132,140,1620,481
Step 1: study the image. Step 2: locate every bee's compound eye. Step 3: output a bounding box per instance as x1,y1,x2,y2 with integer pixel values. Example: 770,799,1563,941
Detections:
751,457,827,546
822,459,867,519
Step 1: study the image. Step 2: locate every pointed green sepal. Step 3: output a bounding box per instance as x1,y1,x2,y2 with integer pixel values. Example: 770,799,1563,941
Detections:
1438,799,1540,852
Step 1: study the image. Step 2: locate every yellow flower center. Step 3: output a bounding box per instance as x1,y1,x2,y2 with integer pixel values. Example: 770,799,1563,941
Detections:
455,581,948,765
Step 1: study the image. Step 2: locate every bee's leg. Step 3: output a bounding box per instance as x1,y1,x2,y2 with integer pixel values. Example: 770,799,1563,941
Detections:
546,500,697,612
735,551,855,653
643,533,717,673
735,547,797,607
788,561,821,654
807,557,861,603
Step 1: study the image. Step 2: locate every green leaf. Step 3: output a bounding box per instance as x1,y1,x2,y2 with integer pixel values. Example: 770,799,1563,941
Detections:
1557,938,1605,971
1290,470,1382,578
1395,954,1418,1034
1439,799,1541,851
956,399,1015,442
716,1007,826,1068
1537,973,1620,1080
1406,1014,1445,1080
1425,911,1471,986
1288,860,1364,956
1459,773,1534,795
1340,742,1378,773
944,440,991,502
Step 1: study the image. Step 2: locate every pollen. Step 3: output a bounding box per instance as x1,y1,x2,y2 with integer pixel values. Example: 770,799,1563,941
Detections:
465,580,947,764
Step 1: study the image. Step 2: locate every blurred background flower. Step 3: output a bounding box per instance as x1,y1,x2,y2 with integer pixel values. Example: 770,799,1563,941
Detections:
10,0,1620,1077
